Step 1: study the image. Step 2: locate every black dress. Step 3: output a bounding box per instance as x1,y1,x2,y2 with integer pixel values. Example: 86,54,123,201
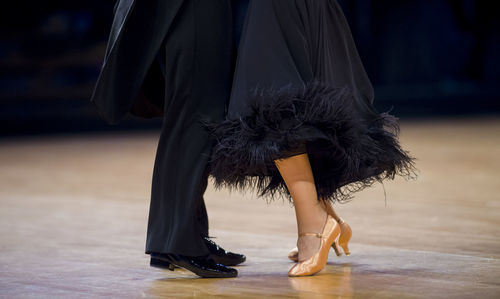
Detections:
204,0,418,203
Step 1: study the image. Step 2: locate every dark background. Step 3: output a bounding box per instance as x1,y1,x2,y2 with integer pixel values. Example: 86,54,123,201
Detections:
1,0,499,136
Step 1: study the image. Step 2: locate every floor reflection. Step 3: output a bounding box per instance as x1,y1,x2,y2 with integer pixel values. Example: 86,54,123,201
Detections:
289,264,352,298
146,263,353,298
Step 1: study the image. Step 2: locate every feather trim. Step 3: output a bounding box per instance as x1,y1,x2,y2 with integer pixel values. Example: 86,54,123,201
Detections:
201,81,418,203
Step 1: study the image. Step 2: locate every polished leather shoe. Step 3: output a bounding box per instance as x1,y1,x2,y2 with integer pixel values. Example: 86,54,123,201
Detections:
149,252,237,278
203,237,246,266
150,253,176,271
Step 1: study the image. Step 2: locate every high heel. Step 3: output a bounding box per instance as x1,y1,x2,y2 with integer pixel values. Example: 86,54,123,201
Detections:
288,215,340,277
288,217,351,261
331,218,351,256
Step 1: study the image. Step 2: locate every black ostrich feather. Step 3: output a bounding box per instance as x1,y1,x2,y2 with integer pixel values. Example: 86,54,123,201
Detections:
200,81,418,203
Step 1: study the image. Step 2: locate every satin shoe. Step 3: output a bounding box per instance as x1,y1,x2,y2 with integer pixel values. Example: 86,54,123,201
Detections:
288,214,340,277
288,217,351,262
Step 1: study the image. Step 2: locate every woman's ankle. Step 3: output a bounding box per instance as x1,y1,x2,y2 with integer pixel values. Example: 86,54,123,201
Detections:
296,208,328,261
297,205,328,235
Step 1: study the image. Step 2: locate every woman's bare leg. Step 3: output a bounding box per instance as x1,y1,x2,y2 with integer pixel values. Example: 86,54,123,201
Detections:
320,199,341,222
274,153,328,261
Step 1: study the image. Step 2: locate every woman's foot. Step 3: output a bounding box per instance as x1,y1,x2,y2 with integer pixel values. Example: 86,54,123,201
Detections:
295,206,328,262
288,201,352,261
288,218,351,261
288,214,341,277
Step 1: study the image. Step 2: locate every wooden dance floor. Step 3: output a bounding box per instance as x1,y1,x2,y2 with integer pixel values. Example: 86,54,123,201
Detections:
1,116,499,298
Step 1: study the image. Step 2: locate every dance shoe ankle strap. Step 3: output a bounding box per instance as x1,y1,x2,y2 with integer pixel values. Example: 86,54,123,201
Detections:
298,232,323,238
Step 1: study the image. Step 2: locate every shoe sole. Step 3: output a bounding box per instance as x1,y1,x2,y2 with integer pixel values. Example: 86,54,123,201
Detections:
150,257,237,278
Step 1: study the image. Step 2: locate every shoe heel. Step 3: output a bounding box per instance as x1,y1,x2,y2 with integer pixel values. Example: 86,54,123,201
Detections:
337,220,352,256
331,242,342,256
150,258,175,271
331,235,341,255
340,242,350,256
288,215,341,277
288,247,299,262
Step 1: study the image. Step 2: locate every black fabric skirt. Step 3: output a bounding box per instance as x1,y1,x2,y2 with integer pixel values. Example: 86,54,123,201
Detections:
203,0,418,203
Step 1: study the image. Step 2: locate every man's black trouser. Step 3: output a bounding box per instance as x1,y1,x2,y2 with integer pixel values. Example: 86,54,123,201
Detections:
145,0,248,256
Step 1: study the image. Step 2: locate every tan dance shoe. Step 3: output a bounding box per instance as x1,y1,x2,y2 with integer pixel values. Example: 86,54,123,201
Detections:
288,217,351,262
288,215,341,277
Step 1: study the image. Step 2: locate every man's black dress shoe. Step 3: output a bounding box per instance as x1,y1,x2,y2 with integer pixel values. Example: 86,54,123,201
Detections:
150,252,237,278
150,238,246,269
150,253,175,271
203,237,246,266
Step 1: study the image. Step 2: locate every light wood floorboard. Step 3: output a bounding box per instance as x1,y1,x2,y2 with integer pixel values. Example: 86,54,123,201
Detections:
0,116,499,298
